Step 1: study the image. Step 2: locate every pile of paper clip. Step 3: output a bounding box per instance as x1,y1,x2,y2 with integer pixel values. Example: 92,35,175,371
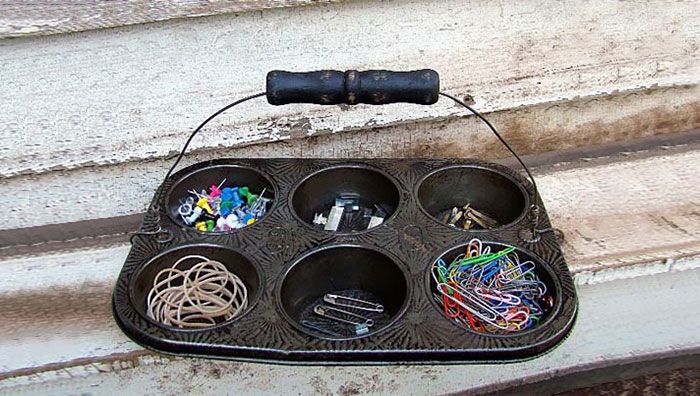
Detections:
301,292,385,337
431,239,553,334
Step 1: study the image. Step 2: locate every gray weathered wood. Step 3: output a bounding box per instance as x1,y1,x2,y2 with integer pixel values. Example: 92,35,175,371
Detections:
1,0,698,392
0,0,338,38
1,0,697,180
1,86,698,231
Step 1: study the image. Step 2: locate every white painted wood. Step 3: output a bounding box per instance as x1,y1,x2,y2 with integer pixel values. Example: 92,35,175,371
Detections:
0,0,698,391
1,245,127,294
1,147,699,378
537,149,700,271
2,261,699,394
0,0,697,179
0,246,138,374
0,0,339,39
2,86,698,231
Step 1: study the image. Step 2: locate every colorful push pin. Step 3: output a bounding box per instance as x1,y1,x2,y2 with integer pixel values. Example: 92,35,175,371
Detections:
252,205,267,219
185,206,203,225
178,202,193,217
216,217,228,231
226,213,240,229
206,219,215,232
196,197,213,214
231,194,244,208
234,208,248,220
195,221,207,232
219,201,234,217
209,184,222,198
246,193,259,206
238,186,250,199
179,203,193,225
209,178,226,198
220,187,235,201
250,188,268,209
241,213,256,225
220,205,232,218
209,197,221,215
222,187,242,207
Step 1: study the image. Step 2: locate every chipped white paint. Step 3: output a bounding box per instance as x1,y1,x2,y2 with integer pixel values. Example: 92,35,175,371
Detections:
2,86,698,231
575,254,700,285
0,1,339,38
536,150,700,270
0,245,136,374
538,151,700,217
1,0,698,178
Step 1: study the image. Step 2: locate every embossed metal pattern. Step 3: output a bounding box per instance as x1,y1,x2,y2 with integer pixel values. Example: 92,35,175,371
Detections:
112,158,577,364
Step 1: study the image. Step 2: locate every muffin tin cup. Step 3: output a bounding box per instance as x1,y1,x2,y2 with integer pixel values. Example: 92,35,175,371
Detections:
426,241,562,338
290,164,402,234
128,243,263,332
113,158,577,364
417,165,529,231
277,244,410,341
164,164,278,235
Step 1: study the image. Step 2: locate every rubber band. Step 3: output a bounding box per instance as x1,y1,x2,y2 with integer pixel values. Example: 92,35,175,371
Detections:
146,254,248,329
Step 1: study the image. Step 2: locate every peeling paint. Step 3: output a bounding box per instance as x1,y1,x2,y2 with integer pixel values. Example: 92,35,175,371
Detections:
1,0,698,177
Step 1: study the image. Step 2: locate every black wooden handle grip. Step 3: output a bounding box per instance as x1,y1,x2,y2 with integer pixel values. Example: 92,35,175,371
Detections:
266,69,439,105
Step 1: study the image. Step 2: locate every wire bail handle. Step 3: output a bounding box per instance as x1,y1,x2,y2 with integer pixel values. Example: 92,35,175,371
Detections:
163,69,553,242
130,204,174,245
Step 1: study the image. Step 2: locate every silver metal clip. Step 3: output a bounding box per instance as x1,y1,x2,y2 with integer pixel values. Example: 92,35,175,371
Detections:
323,293,384,313
324,206,344,231
301,320,342,337
313,305,374,327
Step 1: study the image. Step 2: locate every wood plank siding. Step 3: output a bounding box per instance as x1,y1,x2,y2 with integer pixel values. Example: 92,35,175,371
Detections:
1,0,698,393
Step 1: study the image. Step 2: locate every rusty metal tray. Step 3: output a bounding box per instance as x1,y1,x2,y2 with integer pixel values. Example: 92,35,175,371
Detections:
112,157,577,364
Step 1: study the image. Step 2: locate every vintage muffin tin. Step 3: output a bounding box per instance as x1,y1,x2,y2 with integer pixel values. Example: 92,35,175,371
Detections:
112,157,578,364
